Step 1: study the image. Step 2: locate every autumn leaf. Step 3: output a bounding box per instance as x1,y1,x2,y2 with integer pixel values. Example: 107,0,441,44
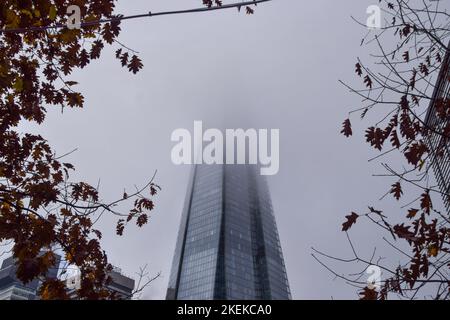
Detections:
49,5,57,21
419,63,429,76
359,287,378,300
120,52,129,66
93,229,102,239
102,23,115,44
128,55,143,74
402,24,411,37
150,185,159,196
136,198,154,211
406,208,418,219
342,212,359,231
427,245,438,257
404,142,428,166
79,49,90,68
13,77,23,92
355,63,363,77
116,219,125,236
418,159,425,171
341,118,352,137
364,75,373,89
393,224,415,241
66,92,84,108
390,129,401,148
420,191,432,214
203,0,213,8
390,182,403,200
32,145,43,160
402,51,409,62
90,40,104,59
39,279,69,300
60,29,79,44
409,69,417,89
6,10,20,28
365,127,384,150
136,214,148,227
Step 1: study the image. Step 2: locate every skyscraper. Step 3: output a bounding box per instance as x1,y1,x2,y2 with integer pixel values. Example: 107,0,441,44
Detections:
425,43,450,211
166,164,291,300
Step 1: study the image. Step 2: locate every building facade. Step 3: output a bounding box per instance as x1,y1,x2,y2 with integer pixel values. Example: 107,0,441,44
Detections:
66,267,135,300
0,254,61,300
425,44,450,211
167,164,291,300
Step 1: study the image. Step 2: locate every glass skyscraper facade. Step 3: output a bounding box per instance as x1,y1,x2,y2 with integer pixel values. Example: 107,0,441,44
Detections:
425,43,450,211
166,164,291,300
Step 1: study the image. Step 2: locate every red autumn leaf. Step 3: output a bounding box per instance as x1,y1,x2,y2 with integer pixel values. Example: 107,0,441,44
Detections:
409,69,417,89
341,118,353,137
101,23,115,44
404,142,428,166
66,92,84,108
355,63,363,77
402,51,410,62
150,185,158,196
390,182,403,200
420,191,432,214
93,229,102,239
128,55,143,74
90,40,104,59
364,75,373,89
120,52,129,66
136,214,148,227
365,127,385,150
390,129,401,148
419,63,429,76
393,223,415,240
342,212,359,231
359,287,378,300
116,219,125,236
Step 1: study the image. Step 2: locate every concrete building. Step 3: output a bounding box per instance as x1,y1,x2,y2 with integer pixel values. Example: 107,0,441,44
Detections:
0,254,61,300
66,267,135,300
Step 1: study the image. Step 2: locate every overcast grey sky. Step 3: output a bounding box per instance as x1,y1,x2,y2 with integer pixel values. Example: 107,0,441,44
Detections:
18,0,448,299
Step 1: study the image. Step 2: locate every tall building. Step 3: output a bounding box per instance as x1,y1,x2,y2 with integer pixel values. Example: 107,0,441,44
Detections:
166,164,291,300
0,254,61,300
425,43,450,211
66,266,135,299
